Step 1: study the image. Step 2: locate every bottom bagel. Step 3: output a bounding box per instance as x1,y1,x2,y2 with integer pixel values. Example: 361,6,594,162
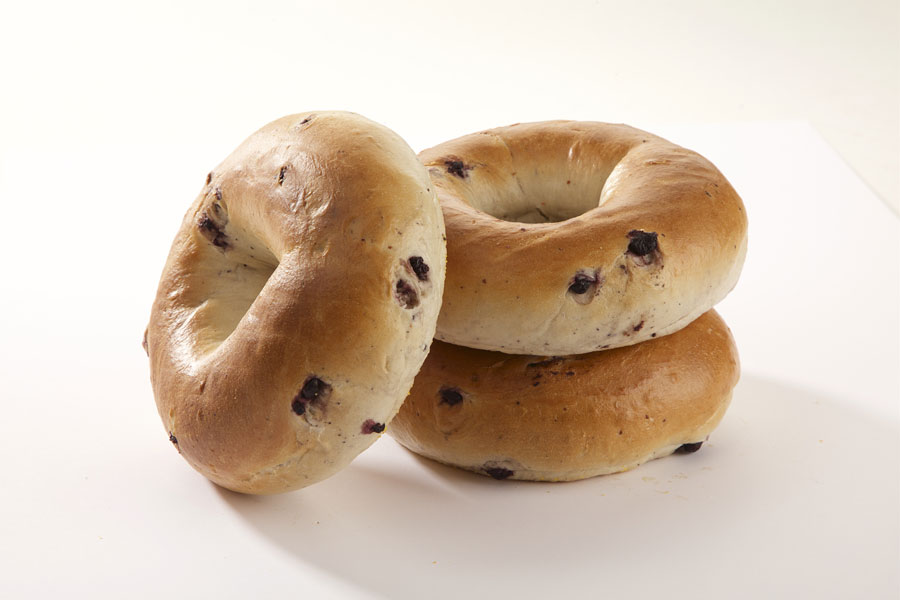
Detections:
388,310,739,482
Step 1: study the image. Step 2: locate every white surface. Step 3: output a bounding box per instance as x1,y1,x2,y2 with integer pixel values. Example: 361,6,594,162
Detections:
8,375,894,599
1,2,899,598
0,0,897,210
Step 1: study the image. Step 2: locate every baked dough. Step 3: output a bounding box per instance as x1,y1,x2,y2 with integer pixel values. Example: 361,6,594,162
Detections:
388,310,739,481
145,111,446,494
420,121,747,354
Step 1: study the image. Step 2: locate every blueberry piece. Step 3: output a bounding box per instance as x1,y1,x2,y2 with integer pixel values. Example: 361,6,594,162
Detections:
675,441,703,454
484,466,514,480
444,159,469,178
627,230,659,256
439,387,464,406
409,256,429,281
395,279,419,309
292,377,332,416
568,273,595,294
361,419,386,434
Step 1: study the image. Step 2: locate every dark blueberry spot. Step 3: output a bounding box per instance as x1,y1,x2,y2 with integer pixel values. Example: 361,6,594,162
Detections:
361,419,385,434
484,466,514,480
214,187,222,202
439,387,464,406
444,159,470,178
633,321,644,332
526,357,564,369
409,256,429,281
278,165,287,185
568,273,596,294
198,212,230,249
169,433,178,445
626,230,659,256
675,441,703,454
292,376,331,416
395,279,419,309
651,333,657,338
301,377,329,401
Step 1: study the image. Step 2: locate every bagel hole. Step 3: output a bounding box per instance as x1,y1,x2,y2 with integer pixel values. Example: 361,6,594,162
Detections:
473,194,599,224
443,138,628,223
465,167,610,224
192,222,280,353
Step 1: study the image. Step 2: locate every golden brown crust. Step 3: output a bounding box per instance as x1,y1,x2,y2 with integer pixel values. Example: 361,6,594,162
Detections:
388,310,739,481
147,112,446,494
419,121,747,355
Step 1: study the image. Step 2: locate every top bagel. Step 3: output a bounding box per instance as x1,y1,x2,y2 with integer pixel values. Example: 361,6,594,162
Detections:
146,111,446,494
419,121,747,355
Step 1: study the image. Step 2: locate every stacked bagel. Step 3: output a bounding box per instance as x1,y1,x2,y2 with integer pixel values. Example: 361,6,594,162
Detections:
146,113,746,493
387,121,747,481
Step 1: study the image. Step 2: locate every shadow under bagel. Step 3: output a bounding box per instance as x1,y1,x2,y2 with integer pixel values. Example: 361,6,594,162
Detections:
213,375,898,599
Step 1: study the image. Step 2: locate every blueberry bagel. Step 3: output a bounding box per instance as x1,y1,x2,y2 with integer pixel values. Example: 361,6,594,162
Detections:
145,112,446,494
420,121,747,354
388,310,738,482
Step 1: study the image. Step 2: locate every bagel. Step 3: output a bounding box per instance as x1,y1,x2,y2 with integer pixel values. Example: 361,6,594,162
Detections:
388,310,739,482
419,121,747,355
145,111,446,494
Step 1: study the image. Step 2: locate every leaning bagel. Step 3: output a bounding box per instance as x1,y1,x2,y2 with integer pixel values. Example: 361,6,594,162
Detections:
420,121,747,355
388,310,739,482
145,111,446,494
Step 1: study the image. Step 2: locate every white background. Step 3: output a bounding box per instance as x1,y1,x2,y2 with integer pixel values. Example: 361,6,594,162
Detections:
1,1,897,598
